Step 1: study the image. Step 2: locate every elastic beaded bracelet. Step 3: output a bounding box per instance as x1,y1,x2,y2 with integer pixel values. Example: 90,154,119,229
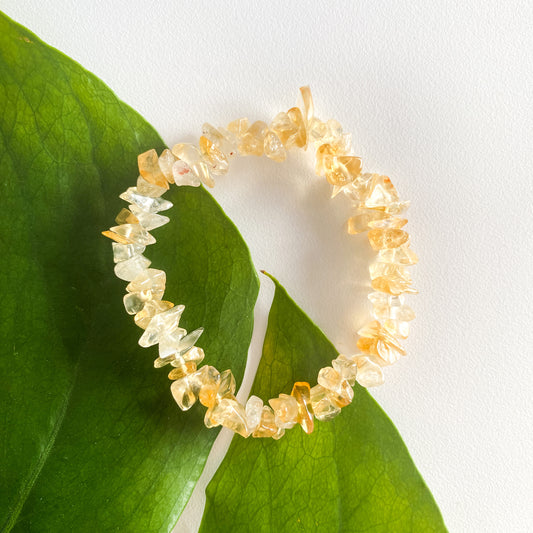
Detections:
103,87,418,440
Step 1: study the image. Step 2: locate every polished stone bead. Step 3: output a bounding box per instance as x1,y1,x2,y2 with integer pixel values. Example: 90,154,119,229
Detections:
134,300,174,330
126,268,166,298
287,107,307,148
270,112,298,147
263,130,287,162
227,117,250,139
309,384,341,421
172,160,201,187
245,395,264,433
378,244,419,265
115,208,139,225
360,174,399,210
299,85,314,126
157,327,187,359
171,143,215,187
239,120,268,156
199,135,229,175
168,361,197,380
177,346,205,366
171,365,220,410
138,304,185,345
202,123,238,158
368,216,408,230
128,204,169,231
171,377,197,410
252,406,284,439
325,155,362,186
354,356,385,387
123,289,157,315
291,382,314,434
357,320,406,365
368,292,416,322
112,243,146,263
368,228,409,250
317,367,353,407
109,224,156,245
370,262,416,296
269,393,298,429
189,365,220,398
165,328,204,359
138,149,169,189
332,355,358,386
383,319,410,339
315,143,337,176
208,397,249,437
199,368,235,408
136,175,168,198
158,149,176,183
114,254,151,281
307,117,329,145
119,187,173,213
347,209,390,234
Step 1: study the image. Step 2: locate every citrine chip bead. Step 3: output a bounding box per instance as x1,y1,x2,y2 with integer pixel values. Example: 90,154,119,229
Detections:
114,255,151,281
112,243,146,263
238,120,268,156
128,205,170,231
119,187,173,213
287,107,307,148
360,174,399,210
245,395,264,433
109,224,156,246
252,406,284,439
207,398,249,437
357,320,406,365
354,356,385,387
168,361,197,380
309,384,341,421
136,175,168,198
368,228,409,250
378,244,419,265
325,156,362,186
317,367,354,408
269,394,299,429
115,208,139,225
138,149,169,189
332,355,358,386
158,149,176,183
291,382,314,434
347,209,390,234
123,290,156,315
136,303,182,339
171,143,215,188
127,268,166,299
199,135,229,175
263,130,287,162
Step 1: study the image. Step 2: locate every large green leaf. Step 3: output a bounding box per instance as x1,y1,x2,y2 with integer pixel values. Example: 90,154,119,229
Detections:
0,12,258,532
200,276,446,533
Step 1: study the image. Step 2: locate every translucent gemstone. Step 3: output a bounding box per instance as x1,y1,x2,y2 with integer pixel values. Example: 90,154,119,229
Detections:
367,228,409,250
238,120,268,156
299,85,314,126
128,204,170,231
115,208,139,225
171,377,197,411
378,244,419,265
101,230,130,244
134,300,174,329
178,346,205,366
307,117,329,145
357,320,406,365
268,394,298,429
171,143,214,187
114,254,151,281
137,304,184,344
199,135,229,175
368,216,408,230
109,224,156,245
217,369,236,398
291,382,314,434
138,149,169,189
315,143,337,176
270,112,298,147
207,398,249,437
325,156,362,186
317,367,353,407
157,327,187,359
287,107,307,148
123,289,157,314
119,187,173,213
263,131,287,162
332,355,358,386
112,243,146,263
158,149,176,183
252,406,283,439
386,200,411,214
189,365,220,401
369,262,412,283
342,173,374,203
202,123,238,158
168,361,197,380
360,174,399,210
227,117,249,139
368,292,416,322
172,160,201,187
126,268,166,298
199,368,235,409
371,276,416,296
136,175,168,198
383,319,410,338
309,384,341,421
347,209,390,234
161,327,203,359
355,356,385,387
245,395,263,433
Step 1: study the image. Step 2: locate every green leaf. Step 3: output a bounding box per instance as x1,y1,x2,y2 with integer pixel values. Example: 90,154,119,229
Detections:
0,12,257,533
200,276,446,533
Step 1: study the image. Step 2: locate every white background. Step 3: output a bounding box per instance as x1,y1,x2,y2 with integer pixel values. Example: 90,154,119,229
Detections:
3,1,532,531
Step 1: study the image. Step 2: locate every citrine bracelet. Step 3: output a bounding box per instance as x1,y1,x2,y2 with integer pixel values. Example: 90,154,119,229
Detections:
103,87,418,440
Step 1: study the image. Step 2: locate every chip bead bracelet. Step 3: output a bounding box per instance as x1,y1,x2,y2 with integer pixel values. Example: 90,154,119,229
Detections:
103,87,418,440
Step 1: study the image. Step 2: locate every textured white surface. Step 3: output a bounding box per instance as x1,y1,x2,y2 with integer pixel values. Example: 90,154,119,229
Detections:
3,1,532,531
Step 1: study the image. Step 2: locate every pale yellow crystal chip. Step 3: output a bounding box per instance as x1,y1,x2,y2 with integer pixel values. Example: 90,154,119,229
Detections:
123,290,156,315
199,368,235,408
332,355,358,386
199,135,229,175
287,107,307,148
309,384,341,421
317,367,354,407
245,395,263,433
378,244,419,265
202,123,238,158
299,85,314,126
136,175,168,198
360,174,399,210
171,143,215,187
109,224,156,246
268,393,298,429
102,230,130,244
357,320,406,365
170,365,220,411
347,209,390,234
112,243,146,263
168,361,197,380
270,112,298,147
138,149,169,189
291,382,314,434
238,120,268,156
367,228,409,250
128,204,170,231
252,406,284,439
127,268,166,299
115,208,139,225
325,156,362,186
369,262,416,296
263,130,287,162
207,397,249,437
368,292,415,323
138,304,186,347
119,187,173,213
158,149,176,183
227,117,249,139
114,254,151,281
354,356,385,387
134,300,175,330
